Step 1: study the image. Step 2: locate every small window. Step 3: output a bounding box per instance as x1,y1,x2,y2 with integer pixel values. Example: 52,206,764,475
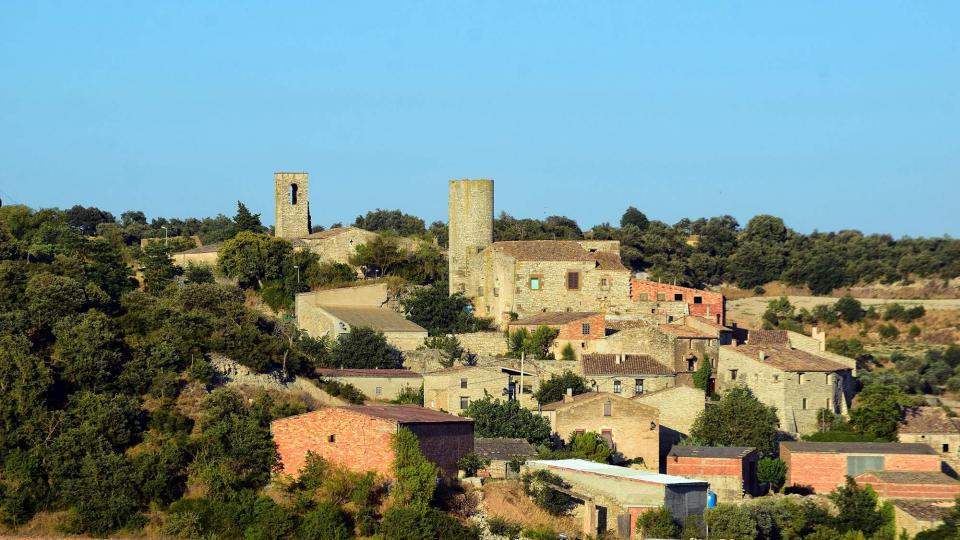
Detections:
687,358,696,371
600,278,608,287
566,272,580,290
493,287,499,297
729,369,738,381
603,401,612,416
328,434,336,443
582,323,590,335
826,373,832,384
635,379,644,394
773,374,780,382
478,287,483,297
802,398,808,410
529,277,541,290
375,386,383,396
459,396,469,409
460,378,468,389
674,293,683,301
290,183,299,205
601,429,614,449
575,429,586,435
944,444,950,453
613,380,622,394
693,296,703,304
798,373,805,384
639,292,649,301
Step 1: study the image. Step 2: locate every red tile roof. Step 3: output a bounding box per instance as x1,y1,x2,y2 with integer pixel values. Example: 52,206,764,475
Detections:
723,344,850,373
899,407,960,435
747,329,789,346
342,405,473,424
581,354,674,376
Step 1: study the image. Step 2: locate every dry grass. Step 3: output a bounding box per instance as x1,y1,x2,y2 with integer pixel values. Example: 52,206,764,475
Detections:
728,296,960,328
481,481,581,536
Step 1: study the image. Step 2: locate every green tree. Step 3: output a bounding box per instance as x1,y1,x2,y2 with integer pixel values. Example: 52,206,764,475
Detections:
569,431,612,463
297,502,353,540
54,310,127,391
835,295,866,323
848,383,902,441
233,201,263,233
620,207,649,230
692,358,712,390
705,503,757,540
829,476,884,536
390,428,438,509
401,282,489,335
217,231,292,288
350,234,406,277
331,327,403,369
522,469,574,516
689,386,780,455
141,242,180,293
25,272,86,329
183,262,215,284
353,209,426,236
636,506,678,538
462,397,551,444
304,261,356,289
422,335,463,368
532,370,590,406
757,458,788,494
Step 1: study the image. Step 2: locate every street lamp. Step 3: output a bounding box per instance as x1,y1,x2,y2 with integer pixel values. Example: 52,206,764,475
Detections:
161,226,168,246
293,265,300,286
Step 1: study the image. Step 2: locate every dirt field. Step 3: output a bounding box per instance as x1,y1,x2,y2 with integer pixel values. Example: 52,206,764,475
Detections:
481,480,582,536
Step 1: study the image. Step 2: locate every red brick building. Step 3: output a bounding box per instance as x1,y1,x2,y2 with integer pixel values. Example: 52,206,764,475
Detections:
630,279,725,325
666,446,760,500
855,471,960,499
781,442,941,494
271,405,474,479
511,312,606,340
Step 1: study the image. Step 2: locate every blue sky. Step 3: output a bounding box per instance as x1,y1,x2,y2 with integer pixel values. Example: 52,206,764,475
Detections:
0,2,957,236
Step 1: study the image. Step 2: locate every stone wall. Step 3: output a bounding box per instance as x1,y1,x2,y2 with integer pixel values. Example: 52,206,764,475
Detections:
589,375,675,397
423,366,539,412
172,250,218,268
549,395,660,470
275,172,310,238
448,179,494,297
899,432,960,458
320,374,422,401
454,332,509,357
300,227,378,265
634,386,705,438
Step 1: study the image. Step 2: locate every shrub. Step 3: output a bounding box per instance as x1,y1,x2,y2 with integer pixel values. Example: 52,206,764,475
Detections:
878,324,900,340
463,397,552,444
757,458,788,493
692,358,712,390
560,342,576,361
488,516,522,539
520,527,557,540
184,262,215,284
391,428,438,508
522,470,575,516
835,295,865,323
636,506,679,538
457,453,490,477
318,379,366,404
380,506,479,540
186,358,213,384
297,502,352,540
423,335,463,368
705,503,758,540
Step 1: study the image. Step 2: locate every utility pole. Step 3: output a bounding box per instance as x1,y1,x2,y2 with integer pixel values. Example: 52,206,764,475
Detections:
519,352,525,403
294,265,300,286
161,226,168,246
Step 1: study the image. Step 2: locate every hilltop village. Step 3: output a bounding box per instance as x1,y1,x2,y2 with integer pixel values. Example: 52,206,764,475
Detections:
165,173,960,538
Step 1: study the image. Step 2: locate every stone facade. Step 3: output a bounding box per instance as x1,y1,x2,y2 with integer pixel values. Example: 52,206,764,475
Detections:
296,227,378,266
718,344,855,435
314,368,422,401
271,405,473,479
275,172,310,239
634,386,706,463
630,279,726,325
452,332,509,357
448,179,494,296
580,354,676,398
172,244,220,268
510,312,606,359
538,392,660,469
781,442,941,494
898,406,960,458
423,365,538,413
893,500,953,537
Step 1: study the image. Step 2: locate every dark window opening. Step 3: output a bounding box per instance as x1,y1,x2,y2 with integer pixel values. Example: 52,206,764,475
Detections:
328,434,336,443
582,323,590,335
694,296,703,304
687,358,696,371
674,293,683,301
635,379,644,394
290,183,299,205
460,378,468,389
459,396,469,409
613,380,622,394
566,272,580,290
944,444,950,453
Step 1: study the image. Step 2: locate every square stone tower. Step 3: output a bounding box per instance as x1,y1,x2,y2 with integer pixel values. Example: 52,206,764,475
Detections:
448,179,494,296
274,172,310,238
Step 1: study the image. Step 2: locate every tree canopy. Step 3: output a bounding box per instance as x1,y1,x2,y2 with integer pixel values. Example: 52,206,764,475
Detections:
689,386,780,456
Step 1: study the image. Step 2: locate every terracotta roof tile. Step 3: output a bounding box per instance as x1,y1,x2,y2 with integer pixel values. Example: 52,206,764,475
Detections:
491,241,628,271
893,499,955,521
723,344,849,373
474,438,537,460
899,407,960,435
747,329,789,345
513,312,600,326
581,354,674,376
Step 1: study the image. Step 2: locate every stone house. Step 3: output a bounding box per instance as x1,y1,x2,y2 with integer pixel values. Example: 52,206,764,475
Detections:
314,368,422,401
634,386,706,462
423,365,538,413
291,226,378,266
781,442,941,494
474,437,537,479
271,405,474,478
172,243,220,268
898,406,960,458
510,311,605,359
893,499,955,537
297,304,427,351
630,279,726,325
525,459,708,539
580,353,676,397
537,391,660,469
666,446,760,501
718,343,855,435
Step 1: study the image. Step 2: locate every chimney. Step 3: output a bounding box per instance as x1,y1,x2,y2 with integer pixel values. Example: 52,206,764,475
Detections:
615,354,623,365
564,388,574,403
759,350,766,361
812,326,826,352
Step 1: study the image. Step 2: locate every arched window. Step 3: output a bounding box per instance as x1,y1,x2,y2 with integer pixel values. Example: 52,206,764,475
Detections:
290,183,298,205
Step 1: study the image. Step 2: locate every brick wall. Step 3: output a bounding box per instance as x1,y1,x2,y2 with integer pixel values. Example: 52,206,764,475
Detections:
783,446,942,494
630,279,725,325
666,456,754,500
272,408,397,478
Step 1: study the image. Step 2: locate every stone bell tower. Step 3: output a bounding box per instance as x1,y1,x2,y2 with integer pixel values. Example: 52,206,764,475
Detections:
274,172,310,238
